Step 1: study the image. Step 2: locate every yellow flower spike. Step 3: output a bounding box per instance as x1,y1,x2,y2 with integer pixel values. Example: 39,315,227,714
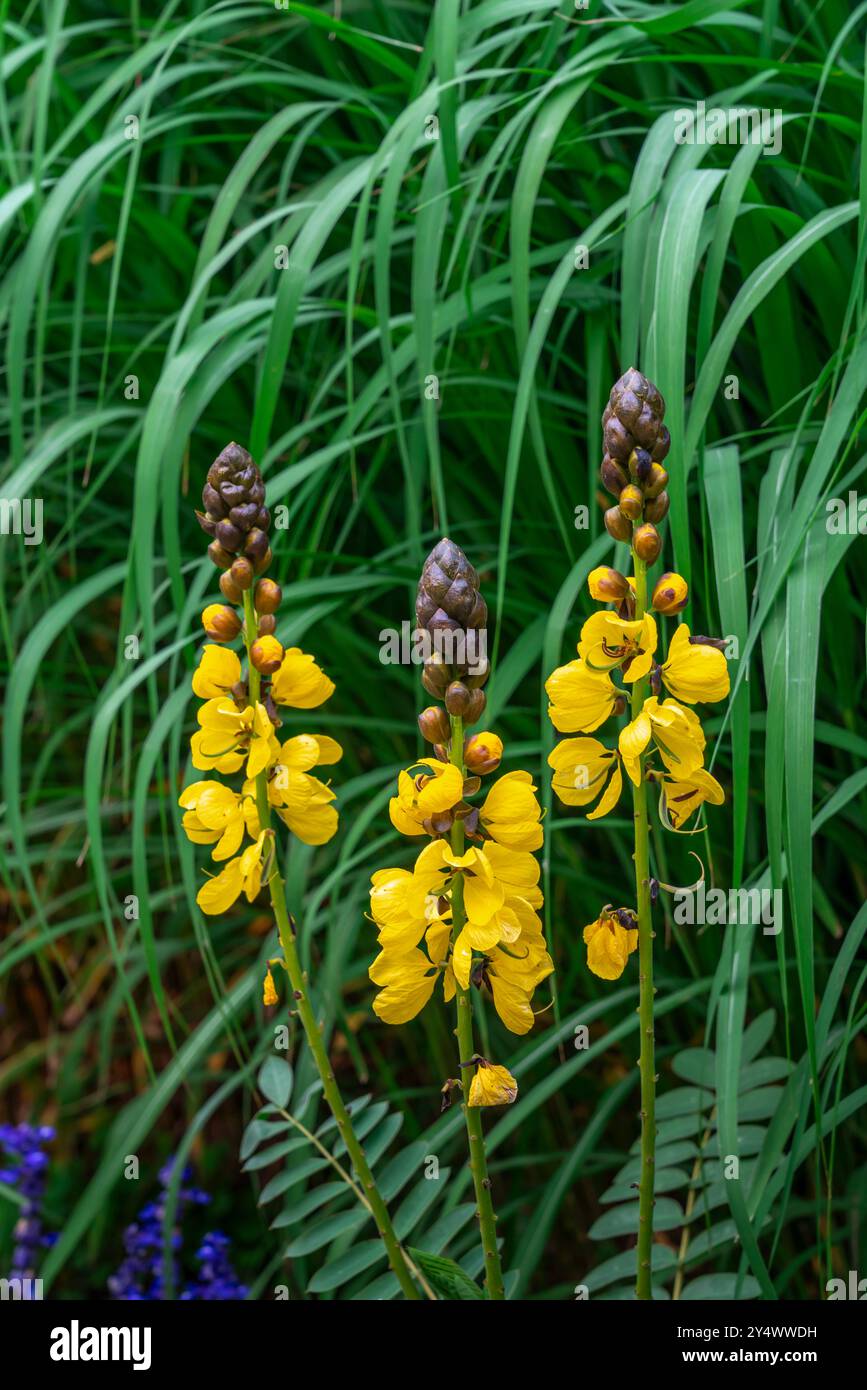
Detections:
578,610,658,681
547,737,623,819
467,1061,518,1108
587,566,630,604
263,968,279,1007
545,659,618,733
192,644,242,698
478,770,543,851
660,765,725,829
178,780,246,860
583,909,639,980
660,623,730,703
271,646,335,709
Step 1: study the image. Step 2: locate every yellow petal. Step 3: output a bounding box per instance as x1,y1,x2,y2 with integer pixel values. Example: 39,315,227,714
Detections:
192,645,242,699
271,647,335,709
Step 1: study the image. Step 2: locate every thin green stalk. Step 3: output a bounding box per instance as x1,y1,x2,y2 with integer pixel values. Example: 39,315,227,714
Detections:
242,591,423,1301
630,550,656,1300
448,712,506,1300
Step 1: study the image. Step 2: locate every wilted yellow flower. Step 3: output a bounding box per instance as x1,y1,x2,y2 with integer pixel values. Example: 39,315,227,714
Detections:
196,832,269,915
659,765,725,829
191,698,278,778
547,737,622,819
545,660,618,733
388,759,465,836
271,647,335,708
619,696,705,786
178,780,246,860
478,770,543,851
467,1061,518,1108
578,611,657,682
583,908,638,980
660,624,729,703
263,967,279,1006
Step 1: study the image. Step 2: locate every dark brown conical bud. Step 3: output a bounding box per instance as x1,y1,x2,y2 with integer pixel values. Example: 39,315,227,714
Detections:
219,572,243,604
445,681,471,716
254,579,282,614
199,443,270,558
601,368,667,462
230,556,254,590
416,538,488,683
463,688,487,727
600,454,629,497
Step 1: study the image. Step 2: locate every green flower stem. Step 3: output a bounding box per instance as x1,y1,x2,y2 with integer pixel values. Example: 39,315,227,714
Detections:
241,590,423,1301
449,712,506,1301
630,550,656,1301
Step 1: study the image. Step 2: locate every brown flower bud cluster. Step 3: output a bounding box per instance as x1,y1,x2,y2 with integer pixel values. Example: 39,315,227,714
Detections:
415,538,490,725
600,368,670,563
197,443,285,687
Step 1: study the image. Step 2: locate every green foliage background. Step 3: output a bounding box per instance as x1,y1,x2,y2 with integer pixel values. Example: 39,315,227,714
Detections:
1,0,866,1299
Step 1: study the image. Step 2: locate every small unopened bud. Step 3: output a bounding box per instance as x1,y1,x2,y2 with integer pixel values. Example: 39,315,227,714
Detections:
613,694,627,717
251,635,284,674
202,604,241,642
254,578,282,614
422,655,450,697
652,572,688,615
645,464,669,499
618,484,644,521
244,527,270,563
230,556,254,590
604,505,631,542
651,426,671,463
219,572,243,604
600,454,629,497
207,540,234,571
633,523,661,564
464,688,487,727
258,614,277,637
445,681,471,716
418,706,451,743
645,490,669,523
464,732,503,776
588,566,629,602
628,448,652,484
253,546,273,576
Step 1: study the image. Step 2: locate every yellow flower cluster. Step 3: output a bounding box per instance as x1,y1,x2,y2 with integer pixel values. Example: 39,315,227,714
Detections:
179,639,340,916
546,570,729,831
547,567,730,979
369,757,553,1036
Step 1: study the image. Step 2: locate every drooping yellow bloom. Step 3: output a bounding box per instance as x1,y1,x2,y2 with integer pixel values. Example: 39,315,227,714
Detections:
178,780,246,860
369,946,440,1025
263,968,279,1006
484,934,553,1034
547,737,622,820
478,770,543,851
467,1061,518,1108
271,647,335,709
191,699,278,777
583,909,638,980
659,765,725,829
196,832,269,915
660,624,729,704
192,645,242,699
578,611,657,682
242,732,343,846
388,759,465,836
619,696,705,786
545,659,618,733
